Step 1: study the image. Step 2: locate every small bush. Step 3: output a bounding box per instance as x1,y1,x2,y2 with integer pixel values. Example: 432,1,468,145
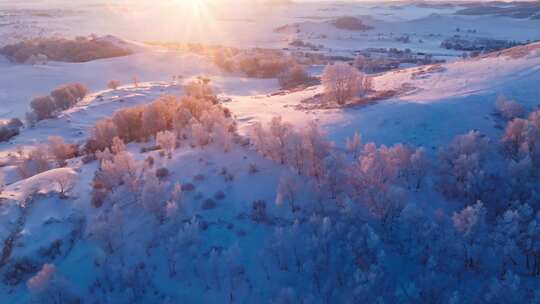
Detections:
0,119,23,142
251,200,267,222
30,96,57,120
108,80,121,90
181,183,196,191
202,198,217,210
214,191,225,200
156,168,169,181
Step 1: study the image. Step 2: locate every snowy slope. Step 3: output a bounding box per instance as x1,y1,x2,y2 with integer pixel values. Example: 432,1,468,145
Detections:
224,42,540,149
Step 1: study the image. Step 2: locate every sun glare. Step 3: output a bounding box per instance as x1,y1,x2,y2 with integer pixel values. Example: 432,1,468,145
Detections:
107,0,228,44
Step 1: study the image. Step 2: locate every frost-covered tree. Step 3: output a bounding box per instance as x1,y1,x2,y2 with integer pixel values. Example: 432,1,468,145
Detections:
94,150,139,192
156,130,177,159
190,120,210,147
493,209,521,273
47,136,76,167
112,106,144,142
501,118,528,160
452,201,488,270
27,264,56,293
345,132,362,159
27,264,78,304
88,118,118,152
185,76,215,100
322,62,366,105
269,116,293,164
276,172,302,213
17,147,50,178
495,95,525,121
438,131,493,202
142,98,173,138
140,170,169,219
111,136,126,155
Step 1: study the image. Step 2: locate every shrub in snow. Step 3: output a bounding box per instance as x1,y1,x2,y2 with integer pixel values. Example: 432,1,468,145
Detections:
108,80,121,90
248,163,259,175
277,65,313,89
214,190,225,200
251,200,267,222
30,96,57,121
181,183,196,192
322,62,367,105
156,167,169,181
91,183,108,208
0,118,23,142
495,96,525,120
202,198,217,210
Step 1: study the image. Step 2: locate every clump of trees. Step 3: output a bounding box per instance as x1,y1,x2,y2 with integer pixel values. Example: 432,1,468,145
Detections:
332,16,374,31
211,48,294,79
86,80,234,154
28,83,88,122
0,36,132,64
322,62,370,105
277,65,315,90
0,118,23,142
16,136,78,178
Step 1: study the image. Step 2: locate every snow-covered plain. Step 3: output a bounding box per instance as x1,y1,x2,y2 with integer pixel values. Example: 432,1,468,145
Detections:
1,1,540,303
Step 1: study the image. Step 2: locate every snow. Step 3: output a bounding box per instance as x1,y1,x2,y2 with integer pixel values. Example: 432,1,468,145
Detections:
1,1,540,303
